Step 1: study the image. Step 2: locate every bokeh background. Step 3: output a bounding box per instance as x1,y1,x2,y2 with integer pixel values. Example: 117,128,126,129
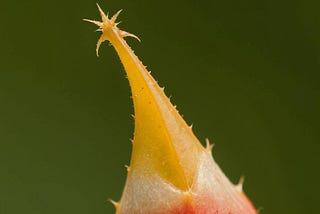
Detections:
0,0,319,213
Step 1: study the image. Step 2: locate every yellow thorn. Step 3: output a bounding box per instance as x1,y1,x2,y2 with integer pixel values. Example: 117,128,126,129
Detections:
119,30,141,42
96,3,108,22
111,9,123,23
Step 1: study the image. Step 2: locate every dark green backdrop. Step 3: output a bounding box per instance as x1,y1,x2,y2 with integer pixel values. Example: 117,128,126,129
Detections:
0,0,319,213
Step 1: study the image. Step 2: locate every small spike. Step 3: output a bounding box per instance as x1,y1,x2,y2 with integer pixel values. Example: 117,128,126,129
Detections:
109,199,121,212
119,30,141,42
205,138,214,153
96,35,106,56
111,9,123,23
83,19,102,27
235,176,245,192
96,3,108,22
125,165,131,172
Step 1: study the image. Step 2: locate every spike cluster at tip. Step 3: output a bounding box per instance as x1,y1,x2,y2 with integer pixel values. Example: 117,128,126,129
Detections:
83,3,140,56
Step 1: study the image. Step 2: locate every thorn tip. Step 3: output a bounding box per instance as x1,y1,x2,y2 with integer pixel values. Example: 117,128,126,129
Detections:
84,4,141,56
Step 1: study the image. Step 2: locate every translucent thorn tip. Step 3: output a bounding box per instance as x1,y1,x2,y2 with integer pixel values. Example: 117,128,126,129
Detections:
96,3,108,22
83,19,102,26
111,9,123,23
109,199,121,212
236,176,245,192
205,138,214,153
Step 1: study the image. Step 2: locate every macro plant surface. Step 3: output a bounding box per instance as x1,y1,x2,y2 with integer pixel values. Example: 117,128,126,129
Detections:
84,4,257,214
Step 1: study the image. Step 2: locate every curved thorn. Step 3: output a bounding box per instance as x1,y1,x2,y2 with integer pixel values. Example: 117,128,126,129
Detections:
120,30,141,42
96,35,106,57
108,199,121,212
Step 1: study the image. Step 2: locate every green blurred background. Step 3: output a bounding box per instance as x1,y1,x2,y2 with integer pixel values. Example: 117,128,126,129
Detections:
0,0,319,213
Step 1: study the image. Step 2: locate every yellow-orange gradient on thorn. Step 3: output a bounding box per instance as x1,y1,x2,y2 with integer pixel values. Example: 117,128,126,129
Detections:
84,4,258,214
